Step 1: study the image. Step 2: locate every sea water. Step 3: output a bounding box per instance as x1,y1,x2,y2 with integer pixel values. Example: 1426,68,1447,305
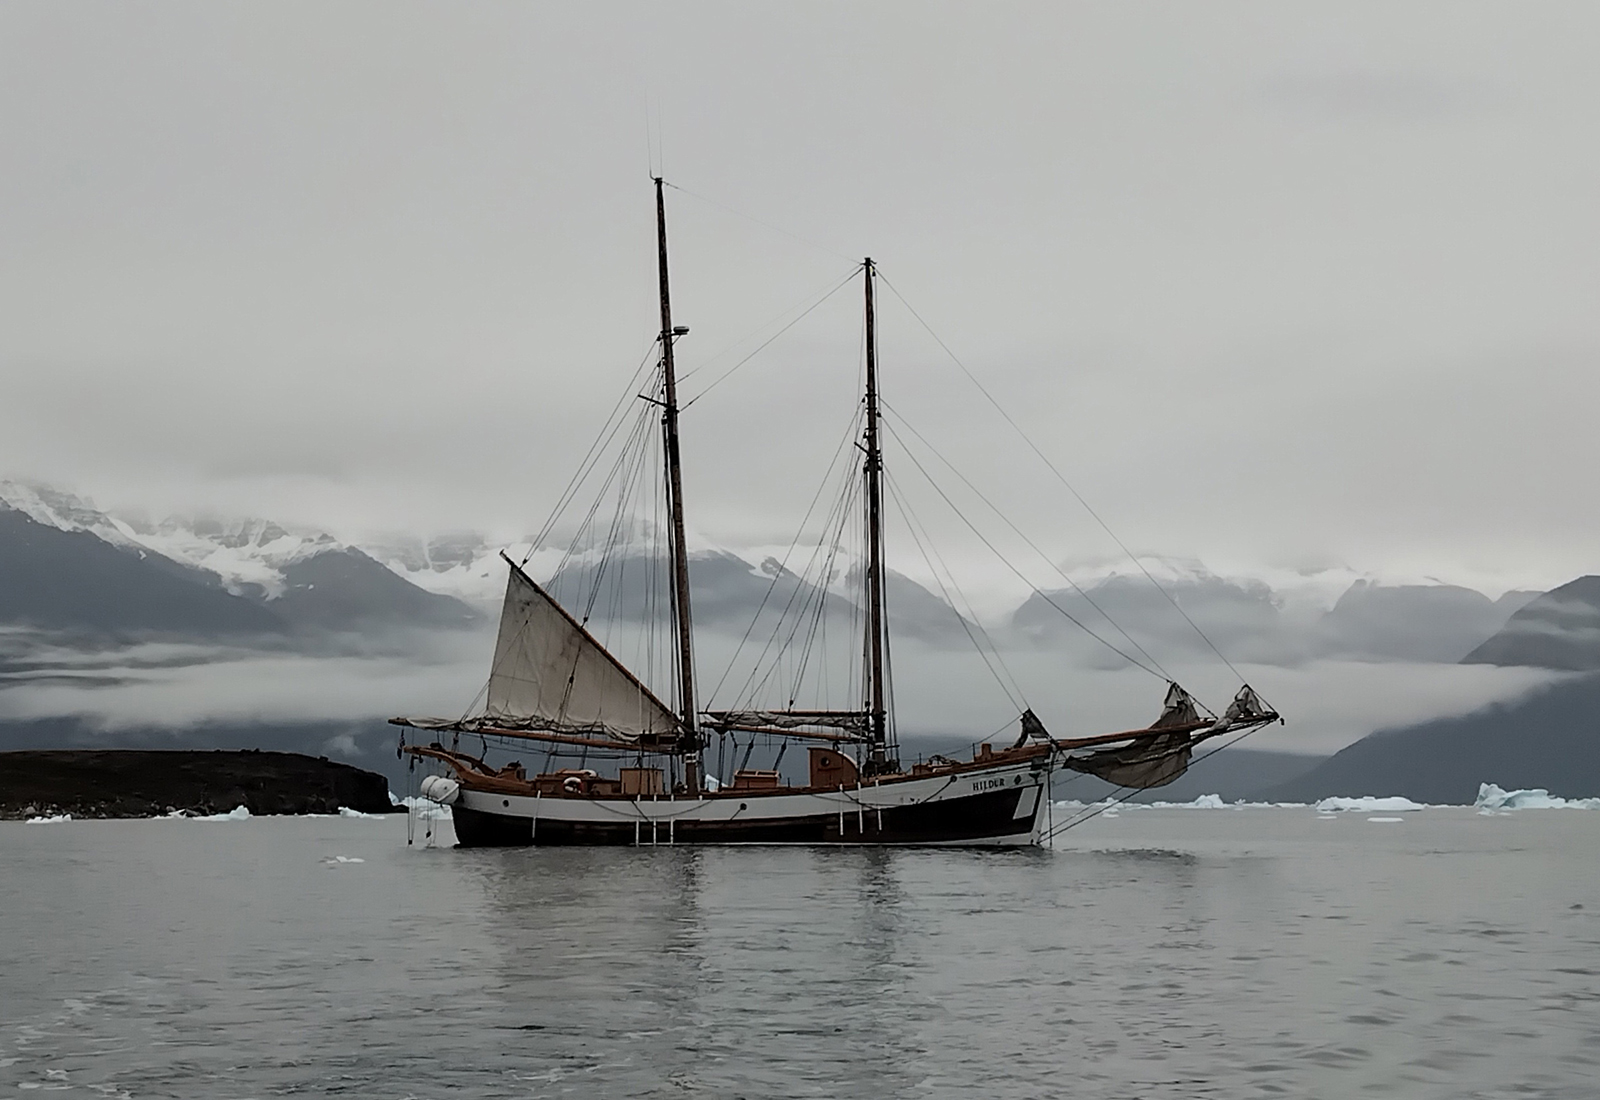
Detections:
1,804,1596,1098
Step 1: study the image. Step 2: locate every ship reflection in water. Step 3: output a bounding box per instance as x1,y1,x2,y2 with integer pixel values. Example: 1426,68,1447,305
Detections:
1,809,1596,1098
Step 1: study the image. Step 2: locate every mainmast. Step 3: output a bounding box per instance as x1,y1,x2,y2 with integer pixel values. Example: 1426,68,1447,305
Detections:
655,177,702,792
862,258,894,774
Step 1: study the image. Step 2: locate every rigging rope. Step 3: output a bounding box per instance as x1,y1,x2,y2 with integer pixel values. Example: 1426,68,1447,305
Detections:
876,272,1250,688
881,399,1177,685
879,418,1168,681
681,266,861,408
882,467,1027,712
1042,720,1269,841
705,407,863,706
524,342,661,562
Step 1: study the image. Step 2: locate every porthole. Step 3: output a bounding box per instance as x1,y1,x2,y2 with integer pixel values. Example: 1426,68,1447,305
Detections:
502,799,510,807
740,803,748,811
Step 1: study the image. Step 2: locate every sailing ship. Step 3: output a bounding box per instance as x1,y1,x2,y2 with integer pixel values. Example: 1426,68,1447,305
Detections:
396,179,1279,847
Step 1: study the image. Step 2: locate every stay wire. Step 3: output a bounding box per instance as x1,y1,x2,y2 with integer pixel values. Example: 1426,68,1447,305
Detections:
882,467,1025,712
1043,721,1269,841
875,271,1249,688
524,345,661,562
738,457,860,710
679,264,862,385
881,399,1174,684
879,418,1166,681
682,267,861,407
707,407,863,706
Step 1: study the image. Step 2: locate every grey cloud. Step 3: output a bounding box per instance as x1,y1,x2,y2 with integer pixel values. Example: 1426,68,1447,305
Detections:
1255,71,1503,119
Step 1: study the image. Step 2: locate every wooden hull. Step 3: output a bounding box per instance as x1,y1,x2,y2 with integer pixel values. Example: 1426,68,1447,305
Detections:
438,756,1049,849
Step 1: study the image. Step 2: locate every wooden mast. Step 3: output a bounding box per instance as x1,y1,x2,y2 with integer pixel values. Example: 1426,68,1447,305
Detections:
862,258,893,773
655,177,702,791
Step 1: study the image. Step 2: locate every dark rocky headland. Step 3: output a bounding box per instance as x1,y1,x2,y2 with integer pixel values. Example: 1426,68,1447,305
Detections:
0,749,401,820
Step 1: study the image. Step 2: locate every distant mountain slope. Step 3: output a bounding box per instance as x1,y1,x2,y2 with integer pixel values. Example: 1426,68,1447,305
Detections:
1315,581,1533,663
1011,572,1287,661
0,482,480,637
271,547,481,630
1262,673,1600,804
1461,576,1600,671
0,510,284,637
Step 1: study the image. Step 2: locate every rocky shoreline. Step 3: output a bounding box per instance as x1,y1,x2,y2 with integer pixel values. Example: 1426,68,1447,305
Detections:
0,749,402,820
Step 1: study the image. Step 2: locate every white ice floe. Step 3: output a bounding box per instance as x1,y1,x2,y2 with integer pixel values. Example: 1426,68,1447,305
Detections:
1366,816,1406,823
397,795,453,819
322,855,365,864
1314,796,1427,813
191,805,251,821
336,807,386,818
1149,793,1230,809
1474,783,1600,811
24,814,71,824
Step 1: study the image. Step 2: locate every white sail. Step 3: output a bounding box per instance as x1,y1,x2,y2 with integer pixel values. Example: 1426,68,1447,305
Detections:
484,563,680,743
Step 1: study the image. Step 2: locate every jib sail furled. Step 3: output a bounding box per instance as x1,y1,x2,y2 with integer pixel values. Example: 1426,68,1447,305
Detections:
1059,683,1276,789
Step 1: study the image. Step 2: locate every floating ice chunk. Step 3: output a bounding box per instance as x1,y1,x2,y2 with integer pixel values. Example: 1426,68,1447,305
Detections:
323,855,365,864
190,805,251,821
1366,816,1405,823
25,814,71,824
1149,793,1230,809
397,795,453,819
1474,782,1600,810
1314,796,1427,813
337,807,385,818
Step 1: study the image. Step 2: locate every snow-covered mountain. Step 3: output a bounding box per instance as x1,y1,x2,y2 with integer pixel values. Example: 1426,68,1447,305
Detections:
0,482,479,635
0,479,1559,665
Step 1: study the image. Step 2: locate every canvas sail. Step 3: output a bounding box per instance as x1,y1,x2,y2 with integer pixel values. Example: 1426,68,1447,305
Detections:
1058,683,1277,789
1060,683,1205,789
483,562,681,744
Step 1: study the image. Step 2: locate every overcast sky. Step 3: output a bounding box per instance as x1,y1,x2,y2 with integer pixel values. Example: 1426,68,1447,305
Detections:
3,2,1597,597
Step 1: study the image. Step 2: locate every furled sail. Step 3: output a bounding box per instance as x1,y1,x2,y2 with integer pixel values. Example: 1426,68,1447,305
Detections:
1059,682,1277,789
483,560,681,744
1061,729,1196,789
1060,683,1204,789
702,710,870,734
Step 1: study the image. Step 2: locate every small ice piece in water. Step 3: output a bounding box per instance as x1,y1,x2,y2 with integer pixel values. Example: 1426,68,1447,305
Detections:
25,814,71,824
323,855,366,864
1366,816,1405,823
1314,796,1427,813
337,807,384,818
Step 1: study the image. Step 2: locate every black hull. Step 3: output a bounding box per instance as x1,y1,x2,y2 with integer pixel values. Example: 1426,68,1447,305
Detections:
450,785,1039,848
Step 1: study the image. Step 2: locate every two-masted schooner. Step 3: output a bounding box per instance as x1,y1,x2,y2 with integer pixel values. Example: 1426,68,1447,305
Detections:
396,179,1279,846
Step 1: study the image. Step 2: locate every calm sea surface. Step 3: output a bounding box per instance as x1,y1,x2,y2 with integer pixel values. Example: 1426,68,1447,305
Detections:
1,807,1596,1099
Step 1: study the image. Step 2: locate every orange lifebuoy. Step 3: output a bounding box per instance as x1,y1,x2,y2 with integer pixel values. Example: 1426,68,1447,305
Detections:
563,775,583,793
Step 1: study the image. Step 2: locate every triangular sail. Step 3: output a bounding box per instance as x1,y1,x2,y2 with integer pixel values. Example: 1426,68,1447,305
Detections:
484,561,680,743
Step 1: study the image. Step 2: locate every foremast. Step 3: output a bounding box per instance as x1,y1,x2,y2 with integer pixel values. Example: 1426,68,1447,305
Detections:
862,258,896,775
655,177,703,792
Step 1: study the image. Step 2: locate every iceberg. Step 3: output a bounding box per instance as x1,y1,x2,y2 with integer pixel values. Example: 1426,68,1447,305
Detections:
1150,793,1229,809
1314,796,1427,813
195,805,251,821
1475,783,1600,810
25,813,71,824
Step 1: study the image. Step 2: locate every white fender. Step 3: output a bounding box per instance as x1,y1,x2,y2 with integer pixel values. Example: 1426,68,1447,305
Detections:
419,774,461,806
